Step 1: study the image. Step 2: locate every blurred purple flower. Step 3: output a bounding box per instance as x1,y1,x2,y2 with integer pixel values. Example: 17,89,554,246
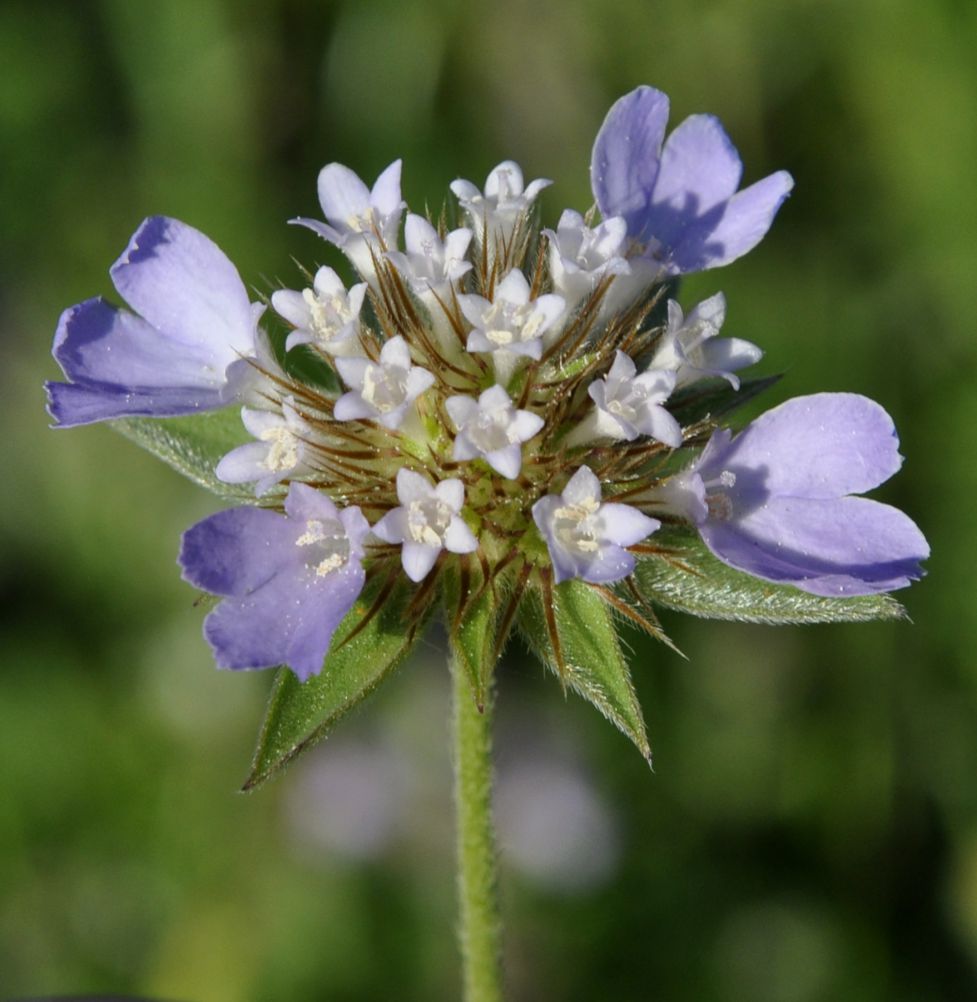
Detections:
179,483,370,680
46,216,263,427
660,393,930,595
590,85,794,275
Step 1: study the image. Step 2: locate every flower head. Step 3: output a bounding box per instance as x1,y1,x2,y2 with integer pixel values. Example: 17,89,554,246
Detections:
49,83,926,771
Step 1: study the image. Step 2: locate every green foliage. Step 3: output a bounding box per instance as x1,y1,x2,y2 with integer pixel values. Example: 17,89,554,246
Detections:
244,579,429,790
518,580,651,763
112,409,254,502
636,529,907,624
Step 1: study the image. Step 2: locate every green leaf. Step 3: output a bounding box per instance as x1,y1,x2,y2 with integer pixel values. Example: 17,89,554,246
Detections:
669,373,782,426
243,578,429,790
112,408,254,501
635,528,907,624
443,566,502,710
518,579,651,763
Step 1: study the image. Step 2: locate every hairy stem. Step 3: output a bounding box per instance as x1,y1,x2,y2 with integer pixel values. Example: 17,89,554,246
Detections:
452,655,503,1002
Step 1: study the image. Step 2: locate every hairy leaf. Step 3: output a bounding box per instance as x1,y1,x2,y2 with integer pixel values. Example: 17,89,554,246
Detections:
636,528,907,624
112,408,253,501
443,566,501,711
518,579,651,762
244,580,428,790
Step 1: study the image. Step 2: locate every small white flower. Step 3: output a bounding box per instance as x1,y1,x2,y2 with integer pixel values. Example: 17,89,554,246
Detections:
216,397,313,496
545,210,631,310
333,336,435,431
532,466,659,584
272,267,367,358
582,350,682,447
460,270,565,385
372,469,478,581
451,160,551,246
292,160,405,282
649,293,761,389
446,385,544,479
387,214,473,295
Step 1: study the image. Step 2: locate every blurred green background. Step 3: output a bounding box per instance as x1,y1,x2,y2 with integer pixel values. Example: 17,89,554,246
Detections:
3,0,976,999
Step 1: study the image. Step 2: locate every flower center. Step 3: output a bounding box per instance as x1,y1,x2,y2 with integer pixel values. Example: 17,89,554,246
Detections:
362,364,408,413
304,289,352,345
483,301,540,347
346,206,378,235
407,498,452,547
259,424,301,473
552,499,601,554
574,230,611,271
468,407,514,453
296,518,350,576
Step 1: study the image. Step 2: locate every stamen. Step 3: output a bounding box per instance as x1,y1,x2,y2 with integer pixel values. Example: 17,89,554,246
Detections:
260,426,300,472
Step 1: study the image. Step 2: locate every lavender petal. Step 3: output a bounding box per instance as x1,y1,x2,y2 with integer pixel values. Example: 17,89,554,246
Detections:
590,86,670,232
702,495,929,596
703,393,904,501
110,216,255,369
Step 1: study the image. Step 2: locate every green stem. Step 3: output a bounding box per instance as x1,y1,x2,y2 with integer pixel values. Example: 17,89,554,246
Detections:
452,655,503,1002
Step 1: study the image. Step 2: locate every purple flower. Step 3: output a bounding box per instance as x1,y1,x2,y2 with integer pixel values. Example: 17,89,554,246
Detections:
533,466,660,585
46,216,262,427
590,86,794,275
659,393,930,596
179,483,370,681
